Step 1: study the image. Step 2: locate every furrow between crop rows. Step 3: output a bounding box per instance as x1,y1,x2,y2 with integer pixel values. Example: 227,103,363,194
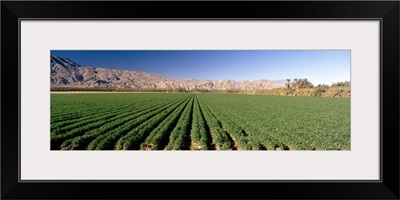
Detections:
164,96,194,150
199,95,289,150
116,96,192,150
51,105,132,132
50,96,171,123
58,97,188,150
86,96,191,150
51,106,135,137
50,98,130,121
51,104,110,120
199,97,266,150
189,96,213,150
50,93,350,151
197,96,233,150
50,96,184,150
138,95,194,150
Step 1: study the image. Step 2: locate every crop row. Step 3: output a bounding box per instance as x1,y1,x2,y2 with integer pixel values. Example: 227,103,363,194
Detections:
51,93,350,150
163,95,194,150
198,98,268,150
196,97,234,150
51,105,132,135
62,97,188,150
198,94,350,150
189,96,212,150
89,96,191,150
116,96,193,150
51,94,190,150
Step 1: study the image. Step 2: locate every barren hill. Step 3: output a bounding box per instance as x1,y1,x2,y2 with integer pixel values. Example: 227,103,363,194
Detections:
50,54,284,91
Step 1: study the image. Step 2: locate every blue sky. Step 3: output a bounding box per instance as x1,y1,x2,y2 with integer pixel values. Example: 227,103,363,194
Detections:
51,50,350,85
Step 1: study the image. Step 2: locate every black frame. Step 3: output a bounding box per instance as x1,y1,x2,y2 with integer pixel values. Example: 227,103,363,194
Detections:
2,1,399,199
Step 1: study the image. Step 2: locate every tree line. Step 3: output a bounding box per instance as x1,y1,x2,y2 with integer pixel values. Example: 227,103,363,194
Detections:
249,79,351,97
51,79,351,98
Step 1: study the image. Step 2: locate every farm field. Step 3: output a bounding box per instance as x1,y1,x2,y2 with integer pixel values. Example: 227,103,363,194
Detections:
51,93,350,150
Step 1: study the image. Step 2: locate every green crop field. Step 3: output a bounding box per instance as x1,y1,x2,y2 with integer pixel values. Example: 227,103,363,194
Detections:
51,93,350,150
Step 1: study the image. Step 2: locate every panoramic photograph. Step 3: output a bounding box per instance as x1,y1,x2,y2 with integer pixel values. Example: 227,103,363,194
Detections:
50,50,350,151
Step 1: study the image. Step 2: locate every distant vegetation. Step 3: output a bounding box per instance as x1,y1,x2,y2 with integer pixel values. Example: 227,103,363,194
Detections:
51,79,350,98
242,79,351,98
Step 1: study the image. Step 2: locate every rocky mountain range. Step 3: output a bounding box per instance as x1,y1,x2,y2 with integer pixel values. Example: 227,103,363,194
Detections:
50,54,285,91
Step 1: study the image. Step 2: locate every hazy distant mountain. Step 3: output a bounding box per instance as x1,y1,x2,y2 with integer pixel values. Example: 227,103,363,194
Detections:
50,54,285,90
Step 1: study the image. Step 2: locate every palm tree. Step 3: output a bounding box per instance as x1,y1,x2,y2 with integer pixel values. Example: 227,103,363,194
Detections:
286,79,291,88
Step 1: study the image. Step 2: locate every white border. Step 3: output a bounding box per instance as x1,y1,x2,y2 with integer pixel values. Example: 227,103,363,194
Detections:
20,21,380,180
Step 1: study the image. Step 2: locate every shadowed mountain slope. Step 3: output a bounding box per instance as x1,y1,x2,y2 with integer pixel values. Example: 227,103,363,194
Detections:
50,54,284,91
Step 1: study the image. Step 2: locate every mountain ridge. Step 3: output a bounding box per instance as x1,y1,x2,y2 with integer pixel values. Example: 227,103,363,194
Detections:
50,54,285,91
